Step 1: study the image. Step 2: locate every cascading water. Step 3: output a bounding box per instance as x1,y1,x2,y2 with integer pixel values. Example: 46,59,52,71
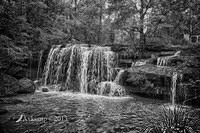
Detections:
157,51,181,67
79,46,117,93
157,57,168,67
80,50,90,93
43,45,62,85
97,81,125,96
95,69,126,96
114,69,125,84
64,45,81,90
42,44,125,96
171,72,183,106
36,50,43,80
171,72,178,106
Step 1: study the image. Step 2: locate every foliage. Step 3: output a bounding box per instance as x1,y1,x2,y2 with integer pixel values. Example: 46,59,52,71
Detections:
143,105,200,133
0,0,70,76
177,45,200,81
150,0,200,45
0,35,28,74
127,73,147,87
1,0,200,78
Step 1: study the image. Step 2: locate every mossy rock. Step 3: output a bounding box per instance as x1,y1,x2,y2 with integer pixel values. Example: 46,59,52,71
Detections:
18,78,36,94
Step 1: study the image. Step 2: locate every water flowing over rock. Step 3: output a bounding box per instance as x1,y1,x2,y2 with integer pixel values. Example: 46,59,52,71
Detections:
96,82,126,96
171,72,183,105
114,69,125,84
171,72,178,106
43,44,81,90
157,57,168,66
157,51,182,67
42,44,125,96
113,69,129,86
132,60,148,67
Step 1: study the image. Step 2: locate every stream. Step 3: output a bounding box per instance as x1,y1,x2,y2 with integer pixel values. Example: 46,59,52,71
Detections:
0,92,168,133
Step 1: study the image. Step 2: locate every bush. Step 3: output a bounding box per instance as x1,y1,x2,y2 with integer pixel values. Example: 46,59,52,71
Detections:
143,105,200,133
0,35,28,75
127,73,147,87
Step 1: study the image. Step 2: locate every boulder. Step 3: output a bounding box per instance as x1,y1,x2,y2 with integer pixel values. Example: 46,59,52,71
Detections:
157,55,184,66
126,66,172,95
114,69,129,86
129,64,176,77
18,78,36,94
0,74,19,97
34,79,43,90
41,86,49,92
96,82,126,96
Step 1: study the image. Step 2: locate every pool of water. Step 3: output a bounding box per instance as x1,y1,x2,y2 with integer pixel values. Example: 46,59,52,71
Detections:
0,92,168,133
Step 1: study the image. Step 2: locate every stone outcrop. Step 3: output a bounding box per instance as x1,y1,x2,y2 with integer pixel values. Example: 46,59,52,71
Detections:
126,49,200,105
125,51,183,96
129,64,176,77
156,51,184,67
41,86,49,92
126,68,172,95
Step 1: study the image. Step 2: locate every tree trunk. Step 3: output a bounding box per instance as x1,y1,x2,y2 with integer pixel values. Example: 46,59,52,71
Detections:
139,0,146,58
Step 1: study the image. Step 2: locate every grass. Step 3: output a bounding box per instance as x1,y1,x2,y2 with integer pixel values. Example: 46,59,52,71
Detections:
143,105,200,133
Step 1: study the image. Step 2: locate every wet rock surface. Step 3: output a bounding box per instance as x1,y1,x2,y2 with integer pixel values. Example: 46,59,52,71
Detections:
41,87,49,92
129,64,176,77
18,78,36,94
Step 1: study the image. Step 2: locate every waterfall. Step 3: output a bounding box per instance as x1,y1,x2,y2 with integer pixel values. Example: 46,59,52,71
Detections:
55,47,69,84
157,57,168,67
36,50,43,80
64,45,81,90
96,81,125,96
157,51,181,67
43,45,61,85
171,72,184,106
171,72,178,106
42,44,124,96
79,46,117,93
80,50,90,93
114,69,125,84
94,69,126,96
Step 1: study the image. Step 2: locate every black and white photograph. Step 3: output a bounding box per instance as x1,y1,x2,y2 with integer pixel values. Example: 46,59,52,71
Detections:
0,0,200,132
